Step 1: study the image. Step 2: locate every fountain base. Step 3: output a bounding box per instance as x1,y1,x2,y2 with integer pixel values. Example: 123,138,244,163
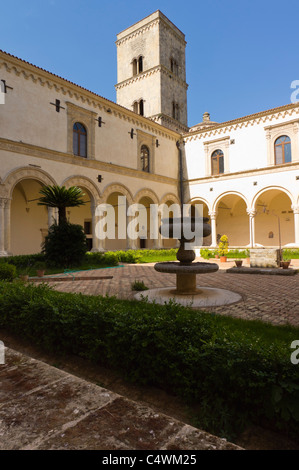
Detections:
134,286,242,308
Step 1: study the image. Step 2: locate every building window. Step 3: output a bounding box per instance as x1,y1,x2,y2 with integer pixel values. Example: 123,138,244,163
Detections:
139,99,144,116
132,56,144,76
274,135,292,164
211,149,224,175
73,122,87,157
170,58,179,76
141,145,150,172
172,101,180,120
138,56,143,73
133,99,144,116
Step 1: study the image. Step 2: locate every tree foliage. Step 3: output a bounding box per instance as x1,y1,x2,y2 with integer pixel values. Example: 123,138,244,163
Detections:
38,185,86,225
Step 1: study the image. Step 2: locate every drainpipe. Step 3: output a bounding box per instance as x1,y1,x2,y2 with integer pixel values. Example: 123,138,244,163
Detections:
176,140,184,211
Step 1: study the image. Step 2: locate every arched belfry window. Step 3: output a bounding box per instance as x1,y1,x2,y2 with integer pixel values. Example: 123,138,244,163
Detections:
211,149,224,175
132,56,144,76
274,135,291,164
73,122,87,158
141,145,150,172
139,99,144,116
132,99,144,116
132,59,138,76
170,58,179,76
172,102,179,120
138,56,143,73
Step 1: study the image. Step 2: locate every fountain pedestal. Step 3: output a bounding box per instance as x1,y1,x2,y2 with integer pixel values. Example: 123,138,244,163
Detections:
134,216,242,307
154,261,219,295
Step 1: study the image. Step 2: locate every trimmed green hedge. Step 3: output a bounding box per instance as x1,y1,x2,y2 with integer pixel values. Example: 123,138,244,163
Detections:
0,263,17,281
0,249,178,270
200,249,250,259
283,249,299,260
0,280,298,441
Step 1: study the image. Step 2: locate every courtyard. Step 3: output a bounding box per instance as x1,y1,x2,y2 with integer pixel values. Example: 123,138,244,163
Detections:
44,258,299,328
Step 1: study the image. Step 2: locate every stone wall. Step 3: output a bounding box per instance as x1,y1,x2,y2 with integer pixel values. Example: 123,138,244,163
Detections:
250,248,281,268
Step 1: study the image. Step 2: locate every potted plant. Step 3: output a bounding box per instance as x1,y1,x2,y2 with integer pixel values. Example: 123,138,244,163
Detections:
280,259,291,269
218,235,229,262
35,261,47,277
19,267,30,281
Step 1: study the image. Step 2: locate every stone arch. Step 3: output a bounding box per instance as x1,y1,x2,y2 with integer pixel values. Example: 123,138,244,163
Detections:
213,191,250,247
160,192,180,206
251,185,295,211
101,183,134,206
62,175,101,206
134,188,159,205
252,186,294,247
3,167,57,199
212,190,249,213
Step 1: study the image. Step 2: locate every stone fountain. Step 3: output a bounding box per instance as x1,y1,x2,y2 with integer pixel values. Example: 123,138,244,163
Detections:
135,216,242,307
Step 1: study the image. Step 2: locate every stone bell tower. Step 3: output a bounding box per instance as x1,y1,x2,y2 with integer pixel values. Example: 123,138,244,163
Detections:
115,10,189,132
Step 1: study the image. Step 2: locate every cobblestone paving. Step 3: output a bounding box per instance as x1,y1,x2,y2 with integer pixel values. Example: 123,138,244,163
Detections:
46,259,299,328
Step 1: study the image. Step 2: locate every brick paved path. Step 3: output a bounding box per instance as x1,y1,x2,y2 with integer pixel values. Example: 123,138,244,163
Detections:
45,260,299,328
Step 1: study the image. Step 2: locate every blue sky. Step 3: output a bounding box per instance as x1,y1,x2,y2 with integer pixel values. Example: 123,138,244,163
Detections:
1,0,298,127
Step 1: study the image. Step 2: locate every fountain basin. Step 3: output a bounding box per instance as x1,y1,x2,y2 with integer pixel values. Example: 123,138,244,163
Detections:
154,261,219,295
135,287,242,308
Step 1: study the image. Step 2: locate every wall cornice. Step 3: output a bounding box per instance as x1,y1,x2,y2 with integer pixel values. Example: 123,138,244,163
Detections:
184,104,299,142
186,160,299,185
116,14,186,47
0,51,180,141
0,138,178,186
115,65,188,90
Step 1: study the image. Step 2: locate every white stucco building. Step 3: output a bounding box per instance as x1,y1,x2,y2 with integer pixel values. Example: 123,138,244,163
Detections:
0,10,298,255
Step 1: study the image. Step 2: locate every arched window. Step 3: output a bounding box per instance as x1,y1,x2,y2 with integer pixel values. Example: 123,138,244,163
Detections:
133,101,138,113
138,56,143,73
172,102,179,120
73,122,87,158
132,59,138,76
132,99,144,116
139,99,144,116
274,135,291,164
132,57,143,76
211,149,224,175
141,145,150,172
170,58,179,76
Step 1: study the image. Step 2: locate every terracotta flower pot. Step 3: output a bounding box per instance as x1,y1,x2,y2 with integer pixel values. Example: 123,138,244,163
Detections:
220,256,227,262
37,270,45,277
281,261,290,269
235,260,243,267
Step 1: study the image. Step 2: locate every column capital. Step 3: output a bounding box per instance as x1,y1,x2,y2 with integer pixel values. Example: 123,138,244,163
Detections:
208,211,217,219
246,209,257,217
0,197,10,207
292,205,299,214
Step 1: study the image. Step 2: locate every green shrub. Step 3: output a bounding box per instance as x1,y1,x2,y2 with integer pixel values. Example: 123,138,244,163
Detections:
0,280,298,441
218,235,229,256
43,222,87,268
0,263,17,281
114,250,142,263
200,249,249,259
200,249,217,259
84,251,119,266
0,253,45,269
131,280,149,291
282,249,299,260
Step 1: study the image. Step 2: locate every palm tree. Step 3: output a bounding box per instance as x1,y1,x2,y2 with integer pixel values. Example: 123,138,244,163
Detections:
38,185,86,225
